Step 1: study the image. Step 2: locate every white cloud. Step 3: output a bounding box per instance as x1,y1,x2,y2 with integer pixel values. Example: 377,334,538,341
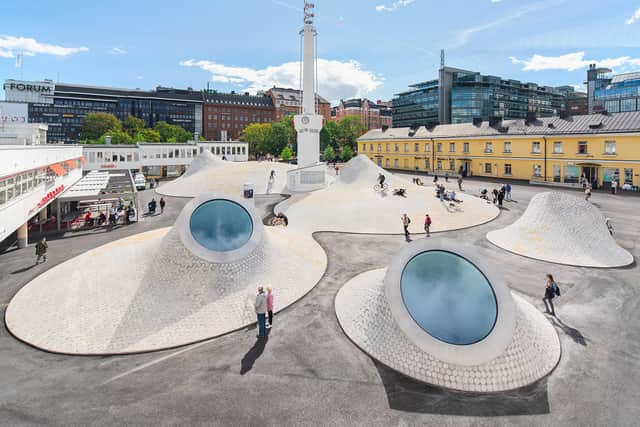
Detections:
625,7,640,24
491,0,503,3
109,47,126,55
180,58,382,102
375,0,415,13
0,35,88,58
510,51,640,71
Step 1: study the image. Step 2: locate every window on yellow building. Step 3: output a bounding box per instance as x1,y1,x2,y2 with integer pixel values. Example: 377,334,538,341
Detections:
532,141,541,154
449,143,455,153
404,158,409,168
394,159,399,168
386,158,390,167
394,144,399,152
533,165,542,177
504,164,512,175
437,143,442,153
553,142,563,154
378,144,382,152
404,143,409,152
485,142,493,153
578,141,588,154
504,142,511,153
361,144,366,152
484,163,492,173
463,142,469,153
414,143,419,152
425,159,430,170
437,160,442,170
425,143,431,152
449,160,455,170
377,158,382,166
370,144,374,151
386,144,390,152
624,168,633,184
605,141,616,154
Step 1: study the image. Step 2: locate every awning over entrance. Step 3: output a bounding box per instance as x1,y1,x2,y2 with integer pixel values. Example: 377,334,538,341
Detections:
65,159,78,169
575,162,602,167
49,163,67,176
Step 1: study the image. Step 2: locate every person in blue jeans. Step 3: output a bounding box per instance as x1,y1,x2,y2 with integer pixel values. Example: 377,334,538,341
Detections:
505,183,512,201
542,274,558,316
254,287,267,338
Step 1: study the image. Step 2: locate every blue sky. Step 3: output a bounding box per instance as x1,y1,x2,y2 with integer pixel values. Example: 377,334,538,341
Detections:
1,0,640,104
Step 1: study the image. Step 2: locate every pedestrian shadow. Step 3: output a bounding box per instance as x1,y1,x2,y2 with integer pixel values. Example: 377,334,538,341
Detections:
240,332,270,375
549,316,588,346
11,263,39,274
374,360,550,416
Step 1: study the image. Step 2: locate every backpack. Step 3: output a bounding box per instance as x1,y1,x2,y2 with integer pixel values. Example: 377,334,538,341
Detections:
554,282,561,297
407,218,411,224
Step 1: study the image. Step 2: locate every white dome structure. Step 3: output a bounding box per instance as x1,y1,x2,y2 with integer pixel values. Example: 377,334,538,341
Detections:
335,239,561,392
157,152,298,198
487,192,633,267
276,155,499,234
5,194,326,354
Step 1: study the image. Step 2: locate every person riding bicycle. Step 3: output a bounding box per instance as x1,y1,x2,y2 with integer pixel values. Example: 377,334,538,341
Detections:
377,173,386,187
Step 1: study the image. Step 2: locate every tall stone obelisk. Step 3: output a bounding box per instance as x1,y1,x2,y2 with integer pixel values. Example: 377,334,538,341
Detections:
288,1,326,192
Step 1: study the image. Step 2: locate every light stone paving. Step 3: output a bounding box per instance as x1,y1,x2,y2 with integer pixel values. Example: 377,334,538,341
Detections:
5,225,326,354
276,155,500,234
335,268,561,393
487,191,633,267
157,152,296,198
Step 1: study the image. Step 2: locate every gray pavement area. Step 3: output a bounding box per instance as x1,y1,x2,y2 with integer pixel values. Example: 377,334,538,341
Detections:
1,177,640,426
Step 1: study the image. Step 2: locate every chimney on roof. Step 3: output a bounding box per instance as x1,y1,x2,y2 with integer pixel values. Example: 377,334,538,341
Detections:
489,116,502,127
472,117,483,126
381,124,389,132
525,111,537,124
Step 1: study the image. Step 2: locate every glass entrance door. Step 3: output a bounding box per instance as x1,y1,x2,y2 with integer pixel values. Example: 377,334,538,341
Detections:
582,166,598,189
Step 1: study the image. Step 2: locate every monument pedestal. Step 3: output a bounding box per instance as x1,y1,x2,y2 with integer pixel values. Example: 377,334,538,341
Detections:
287,163,326,192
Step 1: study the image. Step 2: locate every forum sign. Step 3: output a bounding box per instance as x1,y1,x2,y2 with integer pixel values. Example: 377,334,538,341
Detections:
3,79,55,104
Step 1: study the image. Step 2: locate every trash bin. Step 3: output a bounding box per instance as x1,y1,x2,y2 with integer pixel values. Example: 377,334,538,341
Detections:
243,183,254,199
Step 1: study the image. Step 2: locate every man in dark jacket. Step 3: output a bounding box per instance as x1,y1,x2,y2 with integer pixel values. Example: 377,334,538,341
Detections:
35,237,48,264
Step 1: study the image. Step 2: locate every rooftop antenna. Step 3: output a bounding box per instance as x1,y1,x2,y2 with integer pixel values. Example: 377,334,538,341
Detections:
440,49,445,69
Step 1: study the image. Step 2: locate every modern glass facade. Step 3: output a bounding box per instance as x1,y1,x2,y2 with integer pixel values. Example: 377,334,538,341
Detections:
393,67,566,127
593,72,640,114
392,80,439,128
7,81,203,143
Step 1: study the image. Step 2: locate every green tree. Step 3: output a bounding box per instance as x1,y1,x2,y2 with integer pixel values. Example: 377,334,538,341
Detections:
280,146,293,162
337,116,366,150
323,120,339,149
323,145,335,162
154,121,192,142
133,128,162,143
270,121,290,156
340,145,354,162
81,112,121,140
124,115,145,137
107,129,134,145
279,114,297,155
240,123,273,155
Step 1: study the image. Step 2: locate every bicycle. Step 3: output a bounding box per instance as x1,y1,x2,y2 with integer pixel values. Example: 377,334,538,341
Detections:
374,182,389,192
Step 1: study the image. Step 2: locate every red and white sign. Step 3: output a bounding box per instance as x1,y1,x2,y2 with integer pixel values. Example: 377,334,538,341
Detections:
29,184,65,214
100,163,117,169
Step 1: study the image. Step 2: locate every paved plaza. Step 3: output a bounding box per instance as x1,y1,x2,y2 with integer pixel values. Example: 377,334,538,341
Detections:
1,175,639,426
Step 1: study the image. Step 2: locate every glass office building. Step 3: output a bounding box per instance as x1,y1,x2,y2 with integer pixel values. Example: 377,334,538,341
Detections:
592,72,640,114
393,67,566,127
392,80,439,128
5,80,203,143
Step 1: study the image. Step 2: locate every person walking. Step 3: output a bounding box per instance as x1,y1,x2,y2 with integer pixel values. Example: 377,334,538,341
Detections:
266,287,274,329
542,274,559,316
497,189,505,208
457,175,463,191
401,213,411,242
433,174,438,183
35,237,48,264
505,183,512,201
445,172,449,182
255,287,267,338
611,179,618,194
585,184,592,201
424,214,432,237
159,197,166,214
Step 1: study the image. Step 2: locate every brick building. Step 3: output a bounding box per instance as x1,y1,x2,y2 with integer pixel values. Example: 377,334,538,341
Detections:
266,87,331,122
202,91,274,141
333,98,393,130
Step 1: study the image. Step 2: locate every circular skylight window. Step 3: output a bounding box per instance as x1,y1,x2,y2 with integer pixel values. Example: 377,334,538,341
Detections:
400,250,497,345
189,199,253,252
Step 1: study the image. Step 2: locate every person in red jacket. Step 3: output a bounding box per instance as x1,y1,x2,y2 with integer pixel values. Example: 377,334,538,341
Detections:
424,214,432,237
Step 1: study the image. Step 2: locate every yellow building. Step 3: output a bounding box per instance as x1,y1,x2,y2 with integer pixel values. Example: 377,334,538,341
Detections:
357,112,640,190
